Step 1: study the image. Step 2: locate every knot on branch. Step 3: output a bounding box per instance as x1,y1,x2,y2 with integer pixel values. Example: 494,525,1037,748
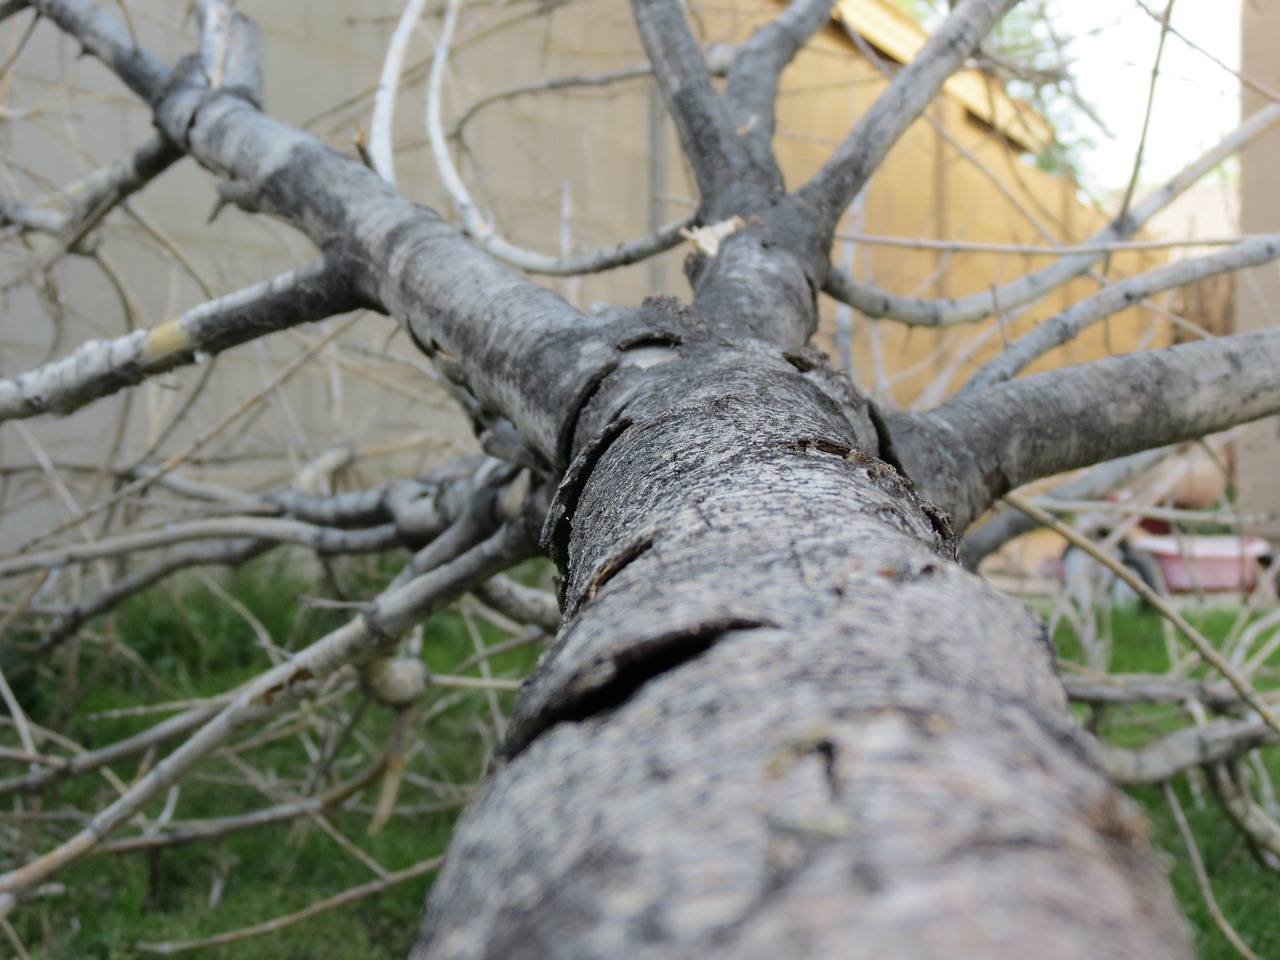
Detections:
362,656,428,708
155,43,262,155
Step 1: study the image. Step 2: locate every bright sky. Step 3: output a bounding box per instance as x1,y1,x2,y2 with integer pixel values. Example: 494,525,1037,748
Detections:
1052,1,1241,190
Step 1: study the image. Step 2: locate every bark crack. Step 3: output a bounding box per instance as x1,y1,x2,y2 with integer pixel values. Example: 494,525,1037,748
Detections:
500,618,775,759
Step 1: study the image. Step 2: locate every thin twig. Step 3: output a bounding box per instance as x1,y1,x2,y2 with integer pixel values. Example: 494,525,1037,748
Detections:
134,855,444,954
1164,782,1261,960
1004,491,1280,739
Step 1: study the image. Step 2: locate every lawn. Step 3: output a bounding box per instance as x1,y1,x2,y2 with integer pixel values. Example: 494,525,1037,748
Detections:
1053,604,1280,960
4,557,543,959
2,565,1276,958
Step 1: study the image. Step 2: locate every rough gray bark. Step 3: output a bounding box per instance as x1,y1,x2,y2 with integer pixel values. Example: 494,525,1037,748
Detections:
414,310,1189,958
20,0,1280,955
888,330,1280,531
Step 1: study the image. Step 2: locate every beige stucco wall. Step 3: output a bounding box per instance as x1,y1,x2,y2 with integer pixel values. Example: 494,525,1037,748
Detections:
1234,0,1280,539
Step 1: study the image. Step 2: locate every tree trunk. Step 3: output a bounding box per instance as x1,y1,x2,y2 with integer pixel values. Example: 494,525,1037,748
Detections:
412,306,1191,958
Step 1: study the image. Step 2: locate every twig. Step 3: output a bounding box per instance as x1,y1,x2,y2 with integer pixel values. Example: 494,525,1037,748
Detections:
0,521,530,910
1003,491,1280,739
429,674,522,692
964,233,1280,394
19,315,360,550
833,232,1270,256
0,517,400,580
0,259,359,422
823,103,1280,326
447,65,652,143
1101,715,1278,785
422,0,693,275
369,0,430,186
134,855,444,954
960,449,1171,566
1112,0,1176,241
1164,782,1261,960
475,574,559,630
0,916,29,960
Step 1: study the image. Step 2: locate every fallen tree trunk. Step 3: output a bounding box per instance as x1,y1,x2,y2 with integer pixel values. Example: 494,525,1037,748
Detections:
412,310,1192,958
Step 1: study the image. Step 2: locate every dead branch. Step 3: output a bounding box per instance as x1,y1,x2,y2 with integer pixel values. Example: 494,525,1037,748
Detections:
890,330,1280,529
823,103,1280,326
1103,718,1278,785
0,259,361,421
723,0,833,180
0,136,183,256
963,233,1280,393
797,0,1018,238
134,855,445,954
960,447,1171,567
0,518,532,910
629,0,750,204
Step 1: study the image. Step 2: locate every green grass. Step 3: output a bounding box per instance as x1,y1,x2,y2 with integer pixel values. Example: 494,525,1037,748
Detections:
7,568,1280,957
1052,604,1280,959
3,557,546,959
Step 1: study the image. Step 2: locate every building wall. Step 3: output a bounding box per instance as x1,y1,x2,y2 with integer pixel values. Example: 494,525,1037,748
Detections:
1235,0,1280,539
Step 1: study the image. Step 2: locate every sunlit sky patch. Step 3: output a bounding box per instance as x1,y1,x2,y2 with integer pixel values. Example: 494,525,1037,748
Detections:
1046,1,1240,190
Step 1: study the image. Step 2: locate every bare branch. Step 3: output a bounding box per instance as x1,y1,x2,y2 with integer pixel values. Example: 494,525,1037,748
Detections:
0,518,401,580
796,0,1019,237
1102,717,1277,785
0,259,361,422
1005,491,1280,754
26,456,516,659
1063,673,1251,711
448,65,653,143
1112,0,1175,234
963,233,1280,394
30,0,171,104
629,0,755,205
723,0,833,179
504,216,698,277
197,1,261,95
134,855,444,954
889,330,1280,529
1134,0,1280,104
98,759,388,854
0,704,222,799
1,136,183,253
475,574,560,630
835,232,1267,256
26,317,359,546
1164,781,1264,960
959,447,1171,567
1211,762,1280,869
32,0,607,467
31,538,273,664
823,102,1280,325
369,0,428,185
422,0,694,276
